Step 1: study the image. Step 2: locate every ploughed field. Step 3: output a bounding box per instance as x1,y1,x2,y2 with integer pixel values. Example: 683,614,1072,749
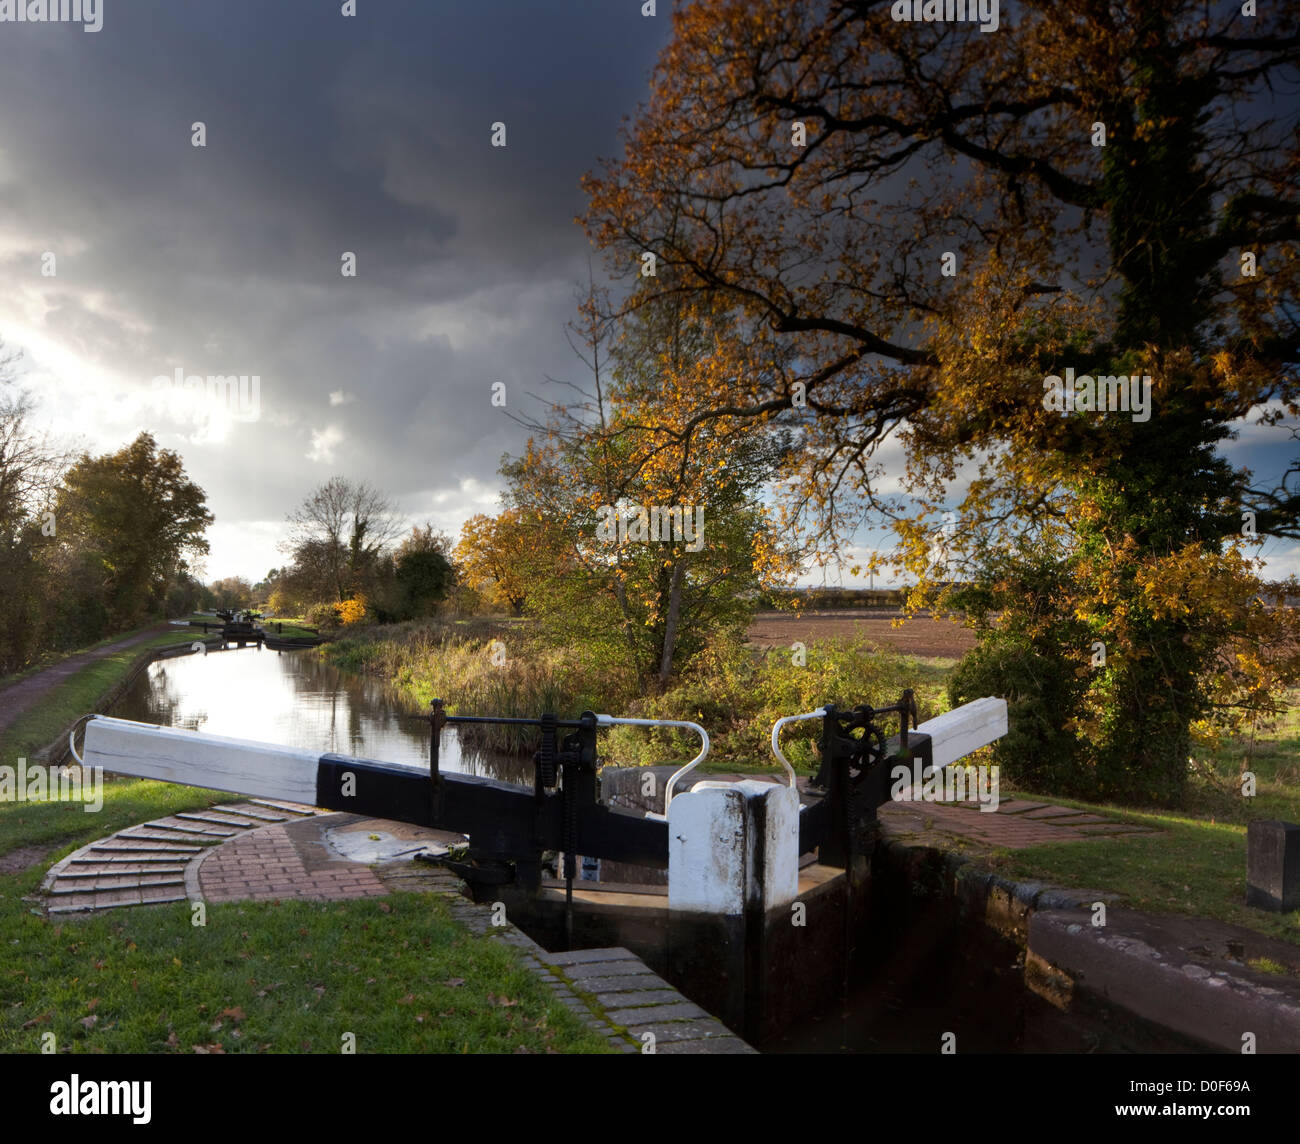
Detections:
745,609,976,659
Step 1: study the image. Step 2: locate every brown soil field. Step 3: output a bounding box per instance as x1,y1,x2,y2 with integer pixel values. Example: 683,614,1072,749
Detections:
745,609,976,659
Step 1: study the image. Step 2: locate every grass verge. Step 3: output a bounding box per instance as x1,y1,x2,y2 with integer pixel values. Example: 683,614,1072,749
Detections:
0,775,610,1053
0,628,202,765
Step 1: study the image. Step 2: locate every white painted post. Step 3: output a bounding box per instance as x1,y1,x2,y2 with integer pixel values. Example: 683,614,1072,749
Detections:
667,779,799,914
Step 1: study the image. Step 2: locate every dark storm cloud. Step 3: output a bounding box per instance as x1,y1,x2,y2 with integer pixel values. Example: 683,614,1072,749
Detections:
0,0,668,574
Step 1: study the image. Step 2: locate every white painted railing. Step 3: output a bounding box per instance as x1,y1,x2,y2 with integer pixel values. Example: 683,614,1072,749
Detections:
594,714,710,809
769,708,825,790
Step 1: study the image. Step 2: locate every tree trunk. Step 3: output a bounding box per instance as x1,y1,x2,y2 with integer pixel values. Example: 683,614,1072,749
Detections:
657,562,685,692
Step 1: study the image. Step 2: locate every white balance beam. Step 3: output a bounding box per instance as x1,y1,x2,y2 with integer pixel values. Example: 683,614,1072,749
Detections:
914,696,1007,770
81,715,321,804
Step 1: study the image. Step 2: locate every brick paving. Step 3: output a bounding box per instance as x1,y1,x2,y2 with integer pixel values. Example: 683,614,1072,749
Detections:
677,774,1157,851
878,795,1157,849
41,799,323,913
198,821,385,902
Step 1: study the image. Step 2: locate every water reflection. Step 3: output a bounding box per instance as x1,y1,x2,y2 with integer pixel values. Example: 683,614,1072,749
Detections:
109,646,534,786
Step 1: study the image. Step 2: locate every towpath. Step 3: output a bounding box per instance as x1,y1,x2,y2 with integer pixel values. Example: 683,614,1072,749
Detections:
0,623,171,738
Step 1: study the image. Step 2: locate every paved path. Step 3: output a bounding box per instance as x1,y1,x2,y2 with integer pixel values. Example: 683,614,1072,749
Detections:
878,794,1158,848
0,623,171,738
682,773,1158,850
41,798,326,913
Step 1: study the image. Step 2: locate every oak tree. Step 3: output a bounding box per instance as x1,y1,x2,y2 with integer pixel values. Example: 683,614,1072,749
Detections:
581,0,1300,801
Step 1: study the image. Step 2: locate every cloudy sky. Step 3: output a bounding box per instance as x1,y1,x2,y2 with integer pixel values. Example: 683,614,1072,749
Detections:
0,0,677,582
0,1,1295,587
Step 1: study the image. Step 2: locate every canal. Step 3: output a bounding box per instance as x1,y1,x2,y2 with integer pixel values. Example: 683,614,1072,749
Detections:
106,643,1197,1053
109,644,531,785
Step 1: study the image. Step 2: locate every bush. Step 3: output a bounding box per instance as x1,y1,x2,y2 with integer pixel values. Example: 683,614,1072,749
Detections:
304,600,341,629
610,633,940,770
948,629,1087,796
338,596,368,626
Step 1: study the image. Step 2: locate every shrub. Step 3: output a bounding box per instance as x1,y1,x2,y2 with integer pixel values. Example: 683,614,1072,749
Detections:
948,629,1086,796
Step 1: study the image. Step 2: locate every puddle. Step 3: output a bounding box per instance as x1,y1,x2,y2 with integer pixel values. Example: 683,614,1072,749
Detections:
323,821,464,865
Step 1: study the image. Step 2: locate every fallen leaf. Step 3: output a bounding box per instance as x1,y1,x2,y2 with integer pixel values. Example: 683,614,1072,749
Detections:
397,993,415,1005
443,977,465,988
165,1031,179,1048
22,1012,52,1029
191,1044,225,1054
220,1006,246,1022
79,1016,98,1029
378,902,391,914
86,998,99,1012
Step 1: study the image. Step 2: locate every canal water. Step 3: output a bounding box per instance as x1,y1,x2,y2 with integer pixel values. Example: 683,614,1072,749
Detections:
108,645,532,785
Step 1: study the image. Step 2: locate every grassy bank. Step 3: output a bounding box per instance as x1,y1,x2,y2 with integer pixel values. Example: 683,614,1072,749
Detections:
0,631,613,1054
973,695,1300,947
0,837,609,1053
320,619,950,771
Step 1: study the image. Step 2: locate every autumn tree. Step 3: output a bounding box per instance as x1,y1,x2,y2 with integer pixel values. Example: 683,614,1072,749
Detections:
56,432,213,632
581,0,1300,802
0,348,67,672
209,576,254,611
284,477,404,603
500,288,800,693
455,509,541,616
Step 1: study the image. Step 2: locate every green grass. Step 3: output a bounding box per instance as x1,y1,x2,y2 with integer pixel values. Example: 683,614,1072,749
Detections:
0,787,613,1052
979,799,1300,946
0,865,611,1054
942,694,1300,946
262,622,320,639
